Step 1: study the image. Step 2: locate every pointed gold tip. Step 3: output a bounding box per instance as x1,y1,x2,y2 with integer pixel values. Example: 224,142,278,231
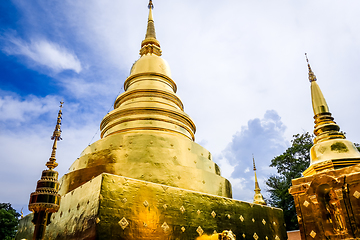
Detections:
305,53,317,82
148,0,154,9
46,101,64,170
252,154,256,171
140,0,161,56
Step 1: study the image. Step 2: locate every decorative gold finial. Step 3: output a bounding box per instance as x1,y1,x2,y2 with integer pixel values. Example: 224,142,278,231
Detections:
20,208,24,219
252,155,266,205
140,0,162,56
148,0,154,9
305,53,317,82
253,154,256,171
46,101,63,170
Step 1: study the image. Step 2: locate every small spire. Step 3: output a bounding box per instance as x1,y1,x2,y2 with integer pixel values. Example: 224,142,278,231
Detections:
252,155,266,205
140,0,162,56
305,53,317,82
46,101,63,170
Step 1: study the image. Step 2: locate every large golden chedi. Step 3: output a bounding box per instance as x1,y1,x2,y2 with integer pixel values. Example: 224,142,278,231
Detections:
16,2,286,239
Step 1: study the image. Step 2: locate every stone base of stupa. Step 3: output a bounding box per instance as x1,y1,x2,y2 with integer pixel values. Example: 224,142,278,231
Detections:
289,164,360,240
16,173,287,240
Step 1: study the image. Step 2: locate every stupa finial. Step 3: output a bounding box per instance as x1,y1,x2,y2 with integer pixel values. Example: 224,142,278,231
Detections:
46,101,63,170
140,0,162,56
148,0,154,9
305,53,317,82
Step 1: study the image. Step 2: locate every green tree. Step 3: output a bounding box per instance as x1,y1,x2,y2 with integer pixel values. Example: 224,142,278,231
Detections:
0,203,20,240
266,132,313,231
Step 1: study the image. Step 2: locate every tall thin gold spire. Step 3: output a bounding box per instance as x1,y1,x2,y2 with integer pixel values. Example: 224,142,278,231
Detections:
46,101,63,170
303,55,360,176
252,155,266,205
140,0,161,56
29,102,63,240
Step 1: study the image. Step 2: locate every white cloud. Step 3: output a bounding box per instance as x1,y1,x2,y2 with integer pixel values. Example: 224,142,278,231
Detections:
0,94,59,122
216,110,288,201
2,36,82,73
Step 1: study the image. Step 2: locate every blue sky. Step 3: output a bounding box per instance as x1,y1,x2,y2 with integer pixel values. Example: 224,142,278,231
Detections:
1,0,360,215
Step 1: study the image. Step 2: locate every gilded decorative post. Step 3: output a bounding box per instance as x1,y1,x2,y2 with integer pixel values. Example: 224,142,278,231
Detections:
253,155,267,205
28,101,63,240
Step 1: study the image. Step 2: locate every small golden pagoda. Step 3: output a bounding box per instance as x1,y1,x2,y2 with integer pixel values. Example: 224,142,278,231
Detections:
16,2,286,239
289,54,360,239
252,157,267,206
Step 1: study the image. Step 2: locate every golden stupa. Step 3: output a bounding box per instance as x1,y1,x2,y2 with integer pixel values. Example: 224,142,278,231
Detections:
17,2,286,239
289,55,360,239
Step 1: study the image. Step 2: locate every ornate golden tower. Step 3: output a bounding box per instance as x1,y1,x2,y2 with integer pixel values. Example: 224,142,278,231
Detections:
252,156,267,206
289,55,360,240
16,2,287,239
28,102,63,240
303,54,360,177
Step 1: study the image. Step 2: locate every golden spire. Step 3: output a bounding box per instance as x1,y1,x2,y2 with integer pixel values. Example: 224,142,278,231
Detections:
140,0,162,56
303,54,360,176
252,155,266,205
46,101,63,170
29,102,62,239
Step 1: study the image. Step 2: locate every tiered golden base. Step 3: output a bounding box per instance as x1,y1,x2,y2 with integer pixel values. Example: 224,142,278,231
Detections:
290,164,360,240
17,173,286,239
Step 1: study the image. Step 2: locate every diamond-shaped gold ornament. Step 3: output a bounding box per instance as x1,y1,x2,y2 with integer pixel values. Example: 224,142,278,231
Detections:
197,210,201,215
196,226,204,236
310,230,316,238
262,219,266,225
239,215,244,222
353,191,360,199
211,211,216,218
180,206,185,214
303,200,310,207
227,214,231,219
143,200,149,207
161,222,169,232
252,218,255,222
253,233,259,240
242,233,246,238
122,198,127,203
118,217,129,230
181,226,186,232
265,237,268,240
96,217,100,224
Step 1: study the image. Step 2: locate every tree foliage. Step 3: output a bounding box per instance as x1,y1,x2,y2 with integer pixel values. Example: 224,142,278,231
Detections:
0,203,20,240
266,132,313,231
